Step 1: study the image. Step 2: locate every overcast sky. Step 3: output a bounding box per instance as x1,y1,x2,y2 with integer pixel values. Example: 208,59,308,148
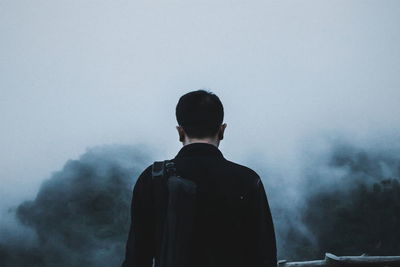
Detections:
1,0,399,207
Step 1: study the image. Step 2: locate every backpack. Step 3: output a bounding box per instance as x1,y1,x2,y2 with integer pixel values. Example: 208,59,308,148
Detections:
151,160,197,267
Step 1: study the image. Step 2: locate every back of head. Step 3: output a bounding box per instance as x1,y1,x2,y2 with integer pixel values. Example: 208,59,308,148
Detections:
176,89,224,139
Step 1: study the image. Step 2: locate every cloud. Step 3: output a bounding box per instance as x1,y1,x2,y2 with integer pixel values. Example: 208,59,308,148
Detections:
1,138,400,265
271,138,400,260
0,144,152,267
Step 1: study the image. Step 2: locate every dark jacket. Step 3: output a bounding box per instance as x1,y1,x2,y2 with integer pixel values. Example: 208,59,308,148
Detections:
122,142,277,267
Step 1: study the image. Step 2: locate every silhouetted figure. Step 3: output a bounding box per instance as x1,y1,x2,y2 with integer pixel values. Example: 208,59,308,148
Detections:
122,90,277,267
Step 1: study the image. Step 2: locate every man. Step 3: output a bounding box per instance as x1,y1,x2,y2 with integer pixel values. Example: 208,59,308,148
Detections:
122,89,277,267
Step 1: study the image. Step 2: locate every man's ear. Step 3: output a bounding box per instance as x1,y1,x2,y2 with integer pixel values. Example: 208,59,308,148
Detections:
176,125,185,142
218,123,227,140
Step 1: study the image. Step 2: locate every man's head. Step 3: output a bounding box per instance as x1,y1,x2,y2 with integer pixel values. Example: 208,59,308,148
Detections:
176,89,227,146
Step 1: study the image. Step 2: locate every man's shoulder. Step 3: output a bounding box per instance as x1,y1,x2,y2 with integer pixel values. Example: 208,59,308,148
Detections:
222,159,261,184
224,159,259,175
136,164,152,176
137,159,261,183
133,164,153,185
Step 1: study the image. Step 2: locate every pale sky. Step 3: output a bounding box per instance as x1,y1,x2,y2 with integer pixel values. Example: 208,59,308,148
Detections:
1,0,400,207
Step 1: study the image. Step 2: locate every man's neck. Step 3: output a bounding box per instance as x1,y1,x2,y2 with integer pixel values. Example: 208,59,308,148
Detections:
183,138,219,147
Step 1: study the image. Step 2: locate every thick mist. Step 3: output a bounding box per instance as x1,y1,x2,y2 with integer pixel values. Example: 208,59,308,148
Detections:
1,0,400,265
2,134,400,265
0,144,152,266
265,136,400,260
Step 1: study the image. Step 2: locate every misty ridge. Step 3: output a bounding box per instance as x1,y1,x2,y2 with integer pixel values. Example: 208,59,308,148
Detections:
1,139,400,266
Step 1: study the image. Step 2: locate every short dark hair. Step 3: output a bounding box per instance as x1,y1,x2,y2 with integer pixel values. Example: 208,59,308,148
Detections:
176,89,224,138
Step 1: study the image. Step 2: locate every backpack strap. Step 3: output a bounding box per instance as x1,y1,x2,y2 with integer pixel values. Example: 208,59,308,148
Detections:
164,159,178,177
152,160,168,258
152,160,178,179
152,161,165,179
151,159,180,264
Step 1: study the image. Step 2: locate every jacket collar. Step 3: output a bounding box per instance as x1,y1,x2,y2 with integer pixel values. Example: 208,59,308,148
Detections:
174,142,224,159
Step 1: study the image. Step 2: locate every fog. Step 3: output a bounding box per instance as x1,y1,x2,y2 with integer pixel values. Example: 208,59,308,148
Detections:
1,0,400,264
